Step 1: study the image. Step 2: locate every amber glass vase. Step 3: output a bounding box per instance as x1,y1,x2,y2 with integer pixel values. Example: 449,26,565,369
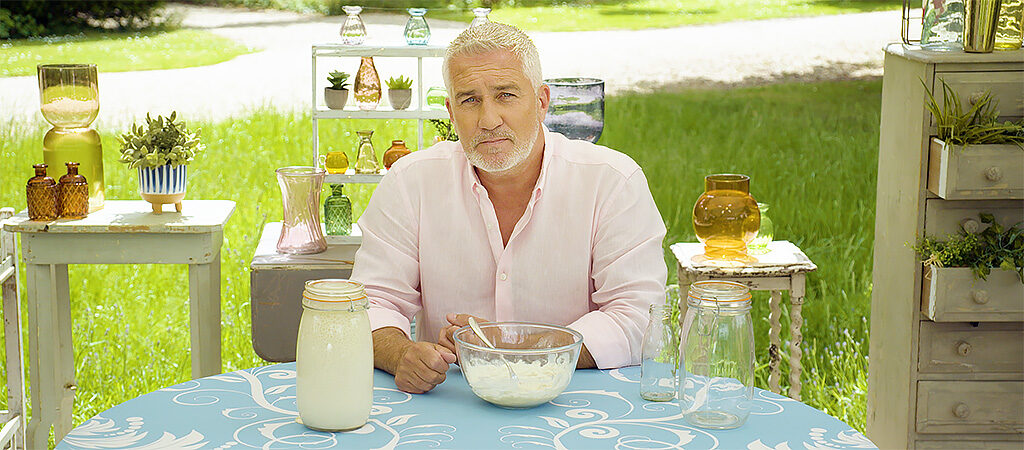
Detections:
58,162,89,219
692,174,760,264
354,57,381,111
26,164,58,221
383,140,410,169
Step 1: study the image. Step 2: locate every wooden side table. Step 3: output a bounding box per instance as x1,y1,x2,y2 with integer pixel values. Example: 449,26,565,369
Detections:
670,240,817,400
2,200,234,448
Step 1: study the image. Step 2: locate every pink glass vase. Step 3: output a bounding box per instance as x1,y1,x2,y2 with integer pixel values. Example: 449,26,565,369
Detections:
276,166,327,254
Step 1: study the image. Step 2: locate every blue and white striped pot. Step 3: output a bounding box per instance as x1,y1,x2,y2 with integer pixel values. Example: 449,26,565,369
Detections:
138,164,187,195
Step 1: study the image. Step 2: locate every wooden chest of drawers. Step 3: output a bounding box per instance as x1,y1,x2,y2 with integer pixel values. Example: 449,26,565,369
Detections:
866,45,1024,449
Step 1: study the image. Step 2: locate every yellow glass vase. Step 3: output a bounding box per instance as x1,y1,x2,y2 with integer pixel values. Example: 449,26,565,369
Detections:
692,174,760,264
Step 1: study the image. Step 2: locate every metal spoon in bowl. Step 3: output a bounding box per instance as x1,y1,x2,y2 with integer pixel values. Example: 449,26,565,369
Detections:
468,317,519,386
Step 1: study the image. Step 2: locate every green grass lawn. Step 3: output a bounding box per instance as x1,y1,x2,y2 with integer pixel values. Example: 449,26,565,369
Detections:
0,79,879,436
431,0,900,31
0,29,253,77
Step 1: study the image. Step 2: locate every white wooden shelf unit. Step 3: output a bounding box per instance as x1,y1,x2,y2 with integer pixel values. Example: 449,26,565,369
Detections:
311,44,447,186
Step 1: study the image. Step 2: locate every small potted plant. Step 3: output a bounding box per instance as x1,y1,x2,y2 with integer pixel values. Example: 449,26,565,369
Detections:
118,111,204,213
325,71,350,110
386,75,413,110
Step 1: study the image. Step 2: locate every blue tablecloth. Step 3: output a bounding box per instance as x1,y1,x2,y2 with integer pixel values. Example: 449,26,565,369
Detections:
60,364,875,449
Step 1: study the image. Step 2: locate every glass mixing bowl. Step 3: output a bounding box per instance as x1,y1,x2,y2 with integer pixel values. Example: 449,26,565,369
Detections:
453,322,583,409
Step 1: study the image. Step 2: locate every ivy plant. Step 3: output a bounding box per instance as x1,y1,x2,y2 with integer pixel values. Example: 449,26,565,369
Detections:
914,213,1024,283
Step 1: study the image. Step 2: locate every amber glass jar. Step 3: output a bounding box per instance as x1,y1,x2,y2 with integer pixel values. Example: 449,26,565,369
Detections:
692,174,760,264
58,162,89,219
353,57,381,111
383,140,411,169
26,163,58,221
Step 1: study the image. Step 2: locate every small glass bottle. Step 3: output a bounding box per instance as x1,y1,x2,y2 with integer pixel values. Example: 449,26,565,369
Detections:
426,86,447,110
921,0,965,51
296,279,373,431
640,286,680,402
353,130,380,174
383,140,411,169
354,56,381,111
58,162,89,219
321,150,349,174
27,163,58,221
470,7,491,28
994,0,1023,50
324,184,352,236
679,280,754,430
340,5,367,45
404,8,431,45
746,203,774,256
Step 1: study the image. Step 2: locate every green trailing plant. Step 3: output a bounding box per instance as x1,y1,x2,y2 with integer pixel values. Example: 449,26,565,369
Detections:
118,111,204,169
922,78,1024,147
914,213,1024,283
327,71,350,90
429,119,459,141
386,75,413,90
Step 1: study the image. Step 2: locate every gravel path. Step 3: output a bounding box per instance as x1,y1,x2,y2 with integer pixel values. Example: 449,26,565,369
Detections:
1,4,900,128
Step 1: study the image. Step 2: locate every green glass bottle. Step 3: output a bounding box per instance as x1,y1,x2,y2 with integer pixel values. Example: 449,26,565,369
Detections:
324,184,352,236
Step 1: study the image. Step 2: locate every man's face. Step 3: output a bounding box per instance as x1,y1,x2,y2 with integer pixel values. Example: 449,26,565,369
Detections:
445,49,549,174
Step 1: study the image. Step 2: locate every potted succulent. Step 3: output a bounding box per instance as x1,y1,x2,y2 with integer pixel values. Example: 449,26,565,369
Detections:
386,75,413,110
325,71,351,110
118,111,204,213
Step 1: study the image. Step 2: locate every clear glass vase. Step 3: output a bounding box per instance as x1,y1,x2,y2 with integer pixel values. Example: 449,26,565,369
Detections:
404,8,431,45
354,56,381,111
426,86,447,110
340,5,367,45
543,78,604,143
37,64,99,130
470,7,491,28
921,0,965,50
746,202,774,255
276,166,327,254
679,280,754,430
353,130,380,174
640,285,680,402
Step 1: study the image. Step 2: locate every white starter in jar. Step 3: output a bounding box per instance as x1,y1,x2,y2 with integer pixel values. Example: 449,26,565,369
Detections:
296,279,373,431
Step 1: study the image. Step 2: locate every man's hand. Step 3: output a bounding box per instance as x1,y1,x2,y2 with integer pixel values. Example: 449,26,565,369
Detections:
438,313,490,358
373,327,456,394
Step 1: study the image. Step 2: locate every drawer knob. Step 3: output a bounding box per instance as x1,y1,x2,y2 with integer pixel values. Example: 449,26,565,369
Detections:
954,403,970,418
969,91,985,105
972,290,989,304
984,166,1003,182
956,341,972,356
961,219,980,233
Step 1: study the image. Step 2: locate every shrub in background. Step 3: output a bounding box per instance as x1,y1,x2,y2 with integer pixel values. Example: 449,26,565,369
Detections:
0,0,165,39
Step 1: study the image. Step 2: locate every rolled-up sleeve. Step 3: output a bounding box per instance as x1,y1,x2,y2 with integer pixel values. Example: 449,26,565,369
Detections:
351,166,422,339
570,167,667,369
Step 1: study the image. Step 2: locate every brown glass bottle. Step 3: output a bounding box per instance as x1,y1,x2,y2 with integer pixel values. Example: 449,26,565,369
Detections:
26,163,58,221
58,162,89,219
383,140,411,169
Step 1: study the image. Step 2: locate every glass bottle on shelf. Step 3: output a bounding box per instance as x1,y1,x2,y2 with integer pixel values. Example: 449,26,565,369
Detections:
746,202,774,255
383,140,411,169
921,0,965,51
324,184,353,236
354,56,381,111
995,0,1023,49
426,86,447,110
57,162,89,219
353,130,380,174
26,163,58,221
404,8,431,45
340,6,367,45
320,149,349,174
640,285,680,402
470,8,491,27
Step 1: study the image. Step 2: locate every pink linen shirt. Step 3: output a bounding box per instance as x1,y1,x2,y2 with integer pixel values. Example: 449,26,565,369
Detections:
351,128,667,369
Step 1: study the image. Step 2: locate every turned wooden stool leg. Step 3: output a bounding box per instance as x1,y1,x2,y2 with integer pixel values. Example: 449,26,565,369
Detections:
789,273,807,401
151,202,161,214
768,290,783,395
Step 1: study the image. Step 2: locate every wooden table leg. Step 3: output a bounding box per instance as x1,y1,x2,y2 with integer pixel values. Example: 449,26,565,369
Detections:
25,264,58,449
789,273,806,401
2,266,26,448
768,290,783,395
53,265,76,441
188,255,221,378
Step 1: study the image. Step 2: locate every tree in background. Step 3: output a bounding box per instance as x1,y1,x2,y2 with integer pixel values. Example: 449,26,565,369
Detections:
0,0,166,39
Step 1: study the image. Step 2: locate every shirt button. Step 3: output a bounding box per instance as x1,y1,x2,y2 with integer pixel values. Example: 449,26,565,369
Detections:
499,273,508,281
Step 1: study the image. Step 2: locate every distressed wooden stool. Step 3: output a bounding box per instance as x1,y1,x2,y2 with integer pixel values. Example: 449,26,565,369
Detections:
671,240,817,400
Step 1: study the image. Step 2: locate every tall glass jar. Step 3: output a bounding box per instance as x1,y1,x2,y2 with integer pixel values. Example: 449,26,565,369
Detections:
679,280,754,429
43,128,104,212
340,5,367,45
640,285,681,402
296,279,373,431
921,0,965,50
324,184,352,236
354,56,381,111
404,8,431,45
692,174,760,265
276,166,327,254
746,202,774,255
995,0,1023,49
37,64,99,130
353,130,380,174
470,7,491,27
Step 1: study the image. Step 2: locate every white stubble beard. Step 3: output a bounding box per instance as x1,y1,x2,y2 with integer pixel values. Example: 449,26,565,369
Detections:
462,118,539,175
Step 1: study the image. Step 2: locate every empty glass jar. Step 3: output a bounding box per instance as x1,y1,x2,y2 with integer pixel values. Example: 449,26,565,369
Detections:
640,285,681,402
679,280,754,430
340,5,367,45
276,166,327,254
746,202,774,255
404,8,431,45
353,130,380,174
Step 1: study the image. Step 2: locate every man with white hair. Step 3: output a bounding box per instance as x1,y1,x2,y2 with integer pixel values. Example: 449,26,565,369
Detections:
352,22,667,394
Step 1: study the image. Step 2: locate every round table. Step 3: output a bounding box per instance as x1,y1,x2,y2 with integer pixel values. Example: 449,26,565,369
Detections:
59,364,876,449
